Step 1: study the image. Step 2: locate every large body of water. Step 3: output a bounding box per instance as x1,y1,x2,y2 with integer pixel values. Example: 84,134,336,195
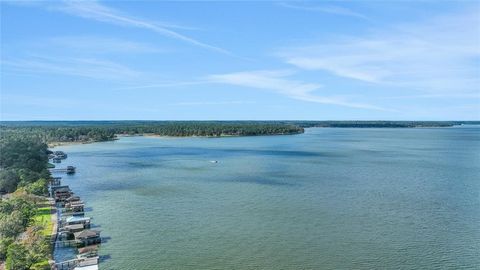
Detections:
54,127,480,269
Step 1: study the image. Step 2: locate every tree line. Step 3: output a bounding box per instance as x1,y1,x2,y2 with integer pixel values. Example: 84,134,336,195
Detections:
0,121,304,143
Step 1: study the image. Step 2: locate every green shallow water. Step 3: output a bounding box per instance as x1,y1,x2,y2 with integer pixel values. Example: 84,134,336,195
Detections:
54,127,480,269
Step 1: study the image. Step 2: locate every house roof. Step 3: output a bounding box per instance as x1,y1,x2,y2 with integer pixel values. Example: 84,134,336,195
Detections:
66,216,91,223
74,264,98,270
74,229,100,239
78,245,99,254
63,224,84,231
66,195,81,201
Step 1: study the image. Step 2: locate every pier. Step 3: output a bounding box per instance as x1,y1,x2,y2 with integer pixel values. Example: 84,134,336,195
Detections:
48,151,101,270
49,166,76,174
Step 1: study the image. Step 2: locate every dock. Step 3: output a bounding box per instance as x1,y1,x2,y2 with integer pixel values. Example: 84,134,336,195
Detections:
49,166,76,174
48,151,101,270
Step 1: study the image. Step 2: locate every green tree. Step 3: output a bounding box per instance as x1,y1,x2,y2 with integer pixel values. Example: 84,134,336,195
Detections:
0,169,20,193
5,243,29,270
25,178,48,196
0,237,13,261
0,211,26,239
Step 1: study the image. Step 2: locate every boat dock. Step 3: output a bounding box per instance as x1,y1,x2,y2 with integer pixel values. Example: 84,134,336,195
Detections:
48,151,101,270
49,166,76,174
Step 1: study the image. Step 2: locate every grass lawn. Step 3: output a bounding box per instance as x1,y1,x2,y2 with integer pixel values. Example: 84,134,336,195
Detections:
33,206,54,236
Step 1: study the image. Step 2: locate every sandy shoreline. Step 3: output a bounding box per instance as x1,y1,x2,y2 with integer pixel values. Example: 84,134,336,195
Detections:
48,131,303,148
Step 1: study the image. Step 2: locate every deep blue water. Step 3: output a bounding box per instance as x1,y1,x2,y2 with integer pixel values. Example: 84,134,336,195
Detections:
54,127,480,269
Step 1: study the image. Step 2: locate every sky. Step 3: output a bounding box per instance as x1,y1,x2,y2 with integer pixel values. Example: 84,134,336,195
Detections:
1,0,479,120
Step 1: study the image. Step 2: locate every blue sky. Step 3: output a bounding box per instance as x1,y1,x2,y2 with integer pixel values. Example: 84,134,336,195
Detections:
1,0,479,120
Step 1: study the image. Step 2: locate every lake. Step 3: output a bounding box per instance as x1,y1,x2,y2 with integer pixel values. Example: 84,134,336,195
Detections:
53,127,480,269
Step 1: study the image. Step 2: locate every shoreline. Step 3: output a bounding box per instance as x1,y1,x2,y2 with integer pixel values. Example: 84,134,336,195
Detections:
48,139,117,148
49,131,304,147
47,124,465,148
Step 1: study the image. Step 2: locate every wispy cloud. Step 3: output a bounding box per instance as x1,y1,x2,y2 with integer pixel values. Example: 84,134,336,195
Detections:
113,70,385,110
46,36,165,54
3,55,141,81
206,70,385,110
50,0,231,55
279,2,369,20
172,100,256,106
116,81,209,90
278,9,480,95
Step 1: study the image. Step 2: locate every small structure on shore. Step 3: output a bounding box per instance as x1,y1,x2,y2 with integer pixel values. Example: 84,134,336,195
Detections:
66,195,81,203
66,166,76,174
49,166,76,175
53,186,73,202
74,230,101,247
54,151,68,159
61,224,85,233
77,245,99,258
63,216,91,228
49,177,62,186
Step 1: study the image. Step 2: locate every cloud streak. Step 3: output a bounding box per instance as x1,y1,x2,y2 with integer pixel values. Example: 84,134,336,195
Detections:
46,36,165,54
279,2,369,20
172,100,256,106
52,0,231,54
206,70,386,110
3,55,141,81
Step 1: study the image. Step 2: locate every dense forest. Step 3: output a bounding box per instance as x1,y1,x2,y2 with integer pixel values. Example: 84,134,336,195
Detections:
0,136,52,269
0,121,304,144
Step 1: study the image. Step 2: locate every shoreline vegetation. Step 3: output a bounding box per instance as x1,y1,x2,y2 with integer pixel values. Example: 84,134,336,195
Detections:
0,136,53,269
1,121,478,147
0,134,98,269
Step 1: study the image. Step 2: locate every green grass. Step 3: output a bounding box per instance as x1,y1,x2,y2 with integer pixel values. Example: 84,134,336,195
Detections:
33,207,54,237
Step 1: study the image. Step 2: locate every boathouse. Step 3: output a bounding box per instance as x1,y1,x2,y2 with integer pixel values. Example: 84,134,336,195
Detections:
74,230,101,247
64,216,91,228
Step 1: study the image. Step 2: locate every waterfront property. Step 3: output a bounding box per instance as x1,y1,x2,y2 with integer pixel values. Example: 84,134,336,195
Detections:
50,177,62,186
54,151,68,159
63,215,91,228
64,202,85,215
53,186,73,202
61,224,85,233
48,156,101,270
77,245,99,259
49,166,76,175
74,230,102,247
